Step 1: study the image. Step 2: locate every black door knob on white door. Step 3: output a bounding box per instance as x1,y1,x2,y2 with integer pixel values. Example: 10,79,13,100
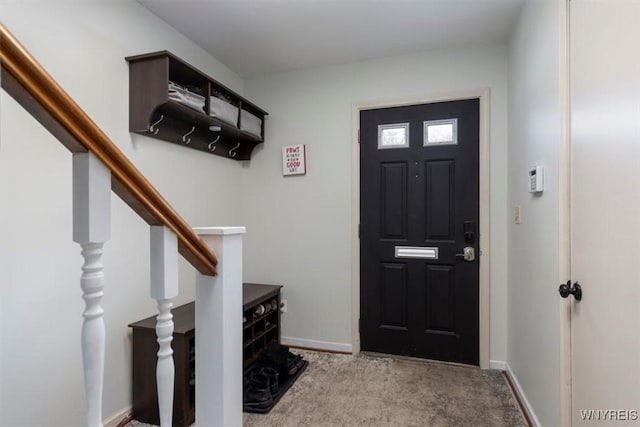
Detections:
559,281,582,301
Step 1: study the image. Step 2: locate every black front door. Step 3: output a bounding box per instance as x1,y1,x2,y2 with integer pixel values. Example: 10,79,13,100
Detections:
360,99,479,365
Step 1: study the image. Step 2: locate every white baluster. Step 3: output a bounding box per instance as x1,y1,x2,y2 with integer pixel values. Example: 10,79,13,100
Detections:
150,226,179,427
194,227,245,427
73,152,110,427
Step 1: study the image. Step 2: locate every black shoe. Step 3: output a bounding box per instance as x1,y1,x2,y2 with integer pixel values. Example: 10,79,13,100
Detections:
261,342,290,377
250,371,271,397
285,353,305,376
243,387,272,409
260,367,279,395
243,373,273,409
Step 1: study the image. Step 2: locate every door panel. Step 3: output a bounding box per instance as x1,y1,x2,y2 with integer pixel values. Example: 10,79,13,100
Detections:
380,262,409,329
380,162,408,239
425,264,455,333
360,99,479,364
425,160,455,240
571,1,640,425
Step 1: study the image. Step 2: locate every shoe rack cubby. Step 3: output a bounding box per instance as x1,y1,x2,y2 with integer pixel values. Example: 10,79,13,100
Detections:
243,283,283,370
129,283,282,427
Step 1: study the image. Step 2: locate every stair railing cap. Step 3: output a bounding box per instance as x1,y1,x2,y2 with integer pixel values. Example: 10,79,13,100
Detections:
193,226,246,235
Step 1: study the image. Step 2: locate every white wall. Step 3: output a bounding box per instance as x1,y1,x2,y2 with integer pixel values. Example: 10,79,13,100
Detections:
0,1,245,425
507,1,564,425
242,45,510,361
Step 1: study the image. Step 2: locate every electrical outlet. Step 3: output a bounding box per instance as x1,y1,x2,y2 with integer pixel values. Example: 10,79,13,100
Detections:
280,299,287,313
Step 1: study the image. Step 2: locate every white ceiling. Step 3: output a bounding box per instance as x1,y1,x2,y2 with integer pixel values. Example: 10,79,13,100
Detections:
139,0,525,78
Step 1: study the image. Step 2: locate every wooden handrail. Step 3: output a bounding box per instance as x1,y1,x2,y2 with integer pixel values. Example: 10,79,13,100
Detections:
0,23,217,275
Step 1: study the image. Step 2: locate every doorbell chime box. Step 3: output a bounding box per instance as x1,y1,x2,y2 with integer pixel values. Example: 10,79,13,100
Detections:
528,166,544,193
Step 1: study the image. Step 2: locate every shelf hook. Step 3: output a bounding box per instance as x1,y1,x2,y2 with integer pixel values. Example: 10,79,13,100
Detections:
182,126,196,144
148,115,164,135
208,135,221,151
229,142,241,158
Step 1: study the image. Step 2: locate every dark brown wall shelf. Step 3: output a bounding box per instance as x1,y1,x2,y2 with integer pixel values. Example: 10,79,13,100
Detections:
126,51,267,161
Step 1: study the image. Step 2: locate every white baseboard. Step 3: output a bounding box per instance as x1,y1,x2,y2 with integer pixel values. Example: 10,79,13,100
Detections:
281,336,353,353
489,359,508,370
103,405,131,427
505,363,541,427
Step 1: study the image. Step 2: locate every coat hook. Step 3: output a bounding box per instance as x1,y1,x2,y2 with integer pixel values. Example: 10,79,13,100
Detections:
208,135,220,151
229,142,241,158
182,126,196,144
148,115,164,135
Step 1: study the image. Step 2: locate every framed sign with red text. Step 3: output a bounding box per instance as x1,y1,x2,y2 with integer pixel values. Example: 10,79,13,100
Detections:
282,144,307,176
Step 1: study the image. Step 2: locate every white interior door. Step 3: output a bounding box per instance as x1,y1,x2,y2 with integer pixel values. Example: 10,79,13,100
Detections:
570,1,640,425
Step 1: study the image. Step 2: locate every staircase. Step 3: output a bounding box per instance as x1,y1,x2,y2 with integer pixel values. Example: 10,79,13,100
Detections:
0,23,243,427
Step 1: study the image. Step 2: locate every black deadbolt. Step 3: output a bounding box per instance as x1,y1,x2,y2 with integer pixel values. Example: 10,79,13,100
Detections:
463,221,476,243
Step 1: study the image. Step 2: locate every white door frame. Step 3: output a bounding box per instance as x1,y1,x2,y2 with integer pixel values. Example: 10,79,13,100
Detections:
559,0,571,424
350,89,491,368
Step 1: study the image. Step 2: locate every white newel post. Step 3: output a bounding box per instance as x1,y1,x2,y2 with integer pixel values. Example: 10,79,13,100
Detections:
150,226,179,427
72,152,111,427
194,227,245,427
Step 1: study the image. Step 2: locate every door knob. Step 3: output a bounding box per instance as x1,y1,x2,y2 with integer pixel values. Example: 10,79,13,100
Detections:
455,246,475,262
558,281,582,301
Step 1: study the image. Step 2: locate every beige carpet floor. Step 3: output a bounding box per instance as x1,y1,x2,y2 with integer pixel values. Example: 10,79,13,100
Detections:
130,350,527,427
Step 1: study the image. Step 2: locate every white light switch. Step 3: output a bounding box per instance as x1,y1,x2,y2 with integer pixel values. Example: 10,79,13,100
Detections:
514,205,522,224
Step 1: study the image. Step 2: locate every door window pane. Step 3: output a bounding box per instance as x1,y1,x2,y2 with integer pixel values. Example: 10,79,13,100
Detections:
378,123,410,149
424,119,458,146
